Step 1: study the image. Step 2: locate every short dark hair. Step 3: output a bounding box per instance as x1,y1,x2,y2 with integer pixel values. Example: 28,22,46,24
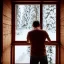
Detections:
33,21,40,28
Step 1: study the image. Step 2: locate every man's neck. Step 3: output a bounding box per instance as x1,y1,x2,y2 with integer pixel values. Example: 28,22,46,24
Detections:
34,27,40,30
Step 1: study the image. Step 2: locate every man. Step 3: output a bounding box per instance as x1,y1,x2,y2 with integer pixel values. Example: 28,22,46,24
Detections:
27,21,51,64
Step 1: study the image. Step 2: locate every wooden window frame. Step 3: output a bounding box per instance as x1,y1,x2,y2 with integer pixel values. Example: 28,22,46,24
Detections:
11,1,60,64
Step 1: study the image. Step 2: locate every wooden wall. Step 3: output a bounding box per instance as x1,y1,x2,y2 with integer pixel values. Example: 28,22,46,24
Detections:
0,0,3,64
2,0,11,64
60,0,64,64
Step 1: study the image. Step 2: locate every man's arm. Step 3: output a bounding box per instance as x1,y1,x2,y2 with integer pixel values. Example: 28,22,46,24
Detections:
47,35,51,43
45,31,51,43
27,32,30,43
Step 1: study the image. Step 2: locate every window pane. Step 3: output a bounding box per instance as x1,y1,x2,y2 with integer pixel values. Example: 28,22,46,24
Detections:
43,4,56,41
15,4,40,41
15,45,56,64
46,45,56,64
15,45,31,64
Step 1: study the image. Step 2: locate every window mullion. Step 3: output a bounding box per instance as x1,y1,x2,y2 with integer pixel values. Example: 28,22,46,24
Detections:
40,3,42,29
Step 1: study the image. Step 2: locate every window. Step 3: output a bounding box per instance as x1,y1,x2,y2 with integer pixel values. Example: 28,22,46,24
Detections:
15,4,40,41
15,4,56,41
12,1,59,64
15,45,56,64
43,4,56,41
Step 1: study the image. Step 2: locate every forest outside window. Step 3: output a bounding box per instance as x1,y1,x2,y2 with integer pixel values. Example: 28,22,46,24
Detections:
43,4,56,41
15,4,40,41
15,4,56,41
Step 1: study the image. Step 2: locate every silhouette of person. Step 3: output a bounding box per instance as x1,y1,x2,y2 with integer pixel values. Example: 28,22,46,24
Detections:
27,21,51,64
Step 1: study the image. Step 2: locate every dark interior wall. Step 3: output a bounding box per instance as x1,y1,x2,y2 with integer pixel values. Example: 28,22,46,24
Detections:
0,0,3,64
12,0,59,2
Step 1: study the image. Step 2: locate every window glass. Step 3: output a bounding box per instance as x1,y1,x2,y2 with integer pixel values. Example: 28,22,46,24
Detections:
15,4,40,41
43,4,56,41
15,45,56,64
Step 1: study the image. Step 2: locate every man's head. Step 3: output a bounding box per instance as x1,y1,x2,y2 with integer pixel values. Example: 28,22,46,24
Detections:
32,21,40,28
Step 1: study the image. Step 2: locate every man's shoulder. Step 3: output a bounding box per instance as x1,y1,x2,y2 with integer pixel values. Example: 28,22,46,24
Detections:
28,30,34,34
40,30,48,35
28,30,47,33
40,30,46,32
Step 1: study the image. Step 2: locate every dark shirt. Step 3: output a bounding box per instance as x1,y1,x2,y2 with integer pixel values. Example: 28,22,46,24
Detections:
27,30,49,57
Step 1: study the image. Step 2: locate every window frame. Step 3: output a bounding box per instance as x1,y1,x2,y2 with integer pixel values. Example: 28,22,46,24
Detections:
11,1,60,64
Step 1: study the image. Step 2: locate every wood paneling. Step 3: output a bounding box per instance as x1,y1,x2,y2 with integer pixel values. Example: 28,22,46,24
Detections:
0,0,3,64
60,0,64,64
3,3,11,18
2,0,11,64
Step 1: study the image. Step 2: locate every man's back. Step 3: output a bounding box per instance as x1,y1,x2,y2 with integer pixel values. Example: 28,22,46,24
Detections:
27,30,48,56
27,21,51,64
